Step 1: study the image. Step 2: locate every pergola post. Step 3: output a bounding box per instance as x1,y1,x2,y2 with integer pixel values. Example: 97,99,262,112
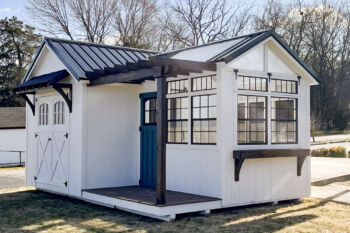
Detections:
156,73,167,205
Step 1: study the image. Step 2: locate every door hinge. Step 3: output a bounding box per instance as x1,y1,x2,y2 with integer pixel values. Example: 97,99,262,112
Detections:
34,176,37,181
64,181,68,187
139,179,142,185
35,133,38,138
139,126,142,131
64,133,68,138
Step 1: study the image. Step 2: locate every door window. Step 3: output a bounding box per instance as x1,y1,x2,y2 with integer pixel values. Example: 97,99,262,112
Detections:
144,98,157,125
54,101,65,125
38,103,49,126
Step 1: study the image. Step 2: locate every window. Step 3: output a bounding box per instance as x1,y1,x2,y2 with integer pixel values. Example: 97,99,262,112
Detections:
270,79,297,94
271,97,297,143
53,101,65,125
144,98,157,124
192,94,216,144
167,97,188,143
237,75,267,92
39,103,49,126
167,79,188,94
237,95,267,144
192,75,217,91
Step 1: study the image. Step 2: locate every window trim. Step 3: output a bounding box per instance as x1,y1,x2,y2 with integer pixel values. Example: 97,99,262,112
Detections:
191,74,217,92
237,94,268,145
167,96,189,144
167,79,189,94
191,94,217,145
270,78,298,94
237,75,268,92
271,97,298,144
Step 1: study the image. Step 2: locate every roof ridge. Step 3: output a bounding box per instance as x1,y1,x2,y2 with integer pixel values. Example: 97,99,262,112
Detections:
43,37,159,54
155,29,273,57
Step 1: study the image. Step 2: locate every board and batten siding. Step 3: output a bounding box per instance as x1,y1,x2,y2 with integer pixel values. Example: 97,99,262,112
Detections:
218,39,311,206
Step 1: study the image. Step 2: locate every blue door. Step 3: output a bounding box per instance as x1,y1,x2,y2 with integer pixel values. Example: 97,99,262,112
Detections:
140,92,157,187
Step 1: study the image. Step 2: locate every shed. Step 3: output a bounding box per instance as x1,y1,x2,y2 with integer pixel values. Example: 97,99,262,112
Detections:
14,30,318,221
0,107,26,166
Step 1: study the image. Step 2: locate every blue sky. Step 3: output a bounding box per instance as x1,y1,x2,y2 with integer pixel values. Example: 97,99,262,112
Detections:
0,0,27,21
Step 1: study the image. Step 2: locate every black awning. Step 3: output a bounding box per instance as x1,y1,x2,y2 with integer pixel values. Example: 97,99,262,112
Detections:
14,70,69,93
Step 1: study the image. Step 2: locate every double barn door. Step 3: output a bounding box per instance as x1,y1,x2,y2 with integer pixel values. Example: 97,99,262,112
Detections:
35,95,69,193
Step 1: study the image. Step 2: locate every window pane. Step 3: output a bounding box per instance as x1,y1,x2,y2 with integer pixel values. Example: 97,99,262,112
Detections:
167,79,188,94
192,94,217,144
167,97,188,144
271,97,297,144
237,95,266,144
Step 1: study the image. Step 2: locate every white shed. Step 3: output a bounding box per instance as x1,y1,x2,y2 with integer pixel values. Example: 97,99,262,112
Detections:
0,107,26,166
14,30,319,221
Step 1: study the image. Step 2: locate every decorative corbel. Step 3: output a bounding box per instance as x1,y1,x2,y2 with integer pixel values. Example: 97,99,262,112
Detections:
52,84,72,113
20,93,35,116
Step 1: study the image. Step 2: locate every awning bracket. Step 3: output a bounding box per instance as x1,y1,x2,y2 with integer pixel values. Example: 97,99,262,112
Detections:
20,93,35,116
52,84,72,113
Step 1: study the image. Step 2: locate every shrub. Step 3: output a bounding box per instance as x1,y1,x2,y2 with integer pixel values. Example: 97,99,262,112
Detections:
311,146,348,158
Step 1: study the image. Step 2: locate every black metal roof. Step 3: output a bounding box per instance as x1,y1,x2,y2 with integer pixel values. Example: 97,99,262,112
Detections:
155,30,319,83
14,70,69,93
23,37,158,82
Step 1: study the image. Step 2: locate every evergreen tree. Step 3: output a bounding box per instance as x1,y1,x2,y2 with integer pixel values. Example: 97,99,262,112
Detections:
0,17,40,106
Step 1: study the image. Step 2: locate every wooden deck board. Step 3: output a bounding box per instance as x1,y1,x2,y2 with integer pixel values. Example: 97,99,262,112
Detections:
83,185,220,207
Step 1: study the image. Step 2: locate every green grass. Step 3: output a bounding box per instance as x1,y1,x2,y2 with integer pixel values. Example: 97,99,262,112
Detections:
0,187,349,232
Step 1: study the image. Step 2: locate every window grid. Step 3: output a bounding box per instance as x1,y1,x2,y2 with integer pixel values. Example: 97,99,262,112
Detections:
144,98,157,125
192,75,217,92
167,97,188,144
54,101,65,125
270,79,297,94
237,75,267,92
191,94,216,144
39,103,49,126
271,97,298,144
167,79,188,94
237,95,267,144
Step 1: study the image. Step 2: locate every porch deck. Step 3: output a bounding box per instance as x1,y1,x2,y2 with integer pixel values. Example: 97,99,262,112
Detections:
81,185,222,221
83,185,220,206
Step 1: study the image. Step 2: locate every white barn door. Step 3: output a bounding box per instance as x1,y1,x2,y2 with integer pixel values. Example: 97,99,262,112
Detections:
35,95,69,193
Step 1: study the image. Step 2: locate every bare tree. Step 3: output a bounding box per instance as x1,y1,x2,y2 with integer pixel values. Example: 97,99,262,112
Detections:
26,0,117,43
113,0,158,49
69,0,117,43
255,0,350,128
167,0,254,46
26,0,74,39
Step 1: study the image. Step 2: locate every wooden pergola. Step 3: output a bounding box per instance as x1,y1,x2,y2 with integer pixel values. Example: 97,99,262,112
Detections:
89,57,217,204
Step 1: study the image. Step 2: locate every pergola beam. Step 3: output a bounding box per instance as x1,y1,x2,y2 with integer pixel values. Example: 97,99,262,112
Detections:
88,66,162,86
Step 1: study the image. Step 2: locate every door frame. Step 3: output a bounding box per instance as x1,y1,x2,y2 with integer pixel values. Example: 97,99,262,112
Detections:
139,92,157,187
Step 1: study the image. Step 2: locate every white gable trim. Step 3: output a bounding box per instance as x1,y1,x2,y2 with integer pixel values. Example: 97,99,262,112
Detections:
23,43,78,84
227,37,319,85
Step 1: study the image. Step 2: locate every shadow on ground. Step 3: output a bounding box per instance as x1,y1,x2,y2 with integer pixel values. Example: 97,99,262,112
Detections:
0,189,349,233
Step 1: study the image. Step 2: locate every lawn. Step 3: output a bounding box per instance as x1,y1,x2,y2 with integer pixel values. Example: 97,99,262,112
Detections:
0,187,349,233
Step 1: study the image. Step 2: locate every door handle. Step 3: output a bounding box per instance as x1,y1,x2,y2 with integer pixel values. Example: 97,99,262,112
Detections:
48,138,52,141
64,133,68,138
